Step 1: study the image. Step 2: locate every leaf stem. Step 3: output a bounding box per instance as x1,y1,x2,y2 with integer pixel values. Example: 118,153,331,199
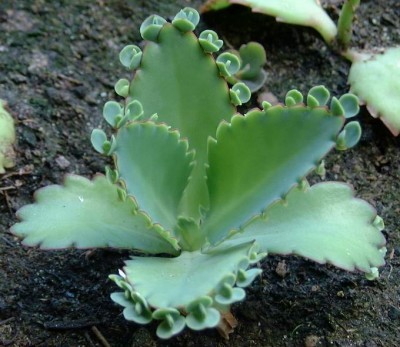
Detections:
337,0,360,51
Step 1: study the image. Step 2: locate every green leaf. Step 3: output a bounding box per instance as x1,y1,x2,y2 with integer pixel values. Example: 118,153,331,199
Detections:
110,292,152,325
114,78,130,97
348,47,400,135
198,30,223,53
236,42,266,81
120,242,254,308
201,0,231,11
140,14,167,42
308,85,330,106
229,82,251,106
11,175,178,254
336,121,362,150
216,52,241,77
203,106,344,244
103,101,123,127
172,7,200,32
339,93,359,119
185,296,220,330
330,97,345,116
213,0,337,44
285,89,303,106
214,274,245,305
129,23,236,219
119,45,142,70
152,308,186,339
227,182,386,272
91,128,107,154
114,122,193,233
226,42,267,92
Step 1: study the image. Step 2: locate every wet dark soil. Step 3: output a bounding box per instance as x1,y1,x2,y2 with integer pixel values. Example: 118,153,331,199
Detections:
1,1,399,346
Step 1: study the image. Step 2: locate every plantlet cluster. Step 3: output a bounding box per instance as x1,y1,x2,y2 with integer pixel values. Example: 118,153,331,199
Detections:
11,8,386,339
202,0,400,135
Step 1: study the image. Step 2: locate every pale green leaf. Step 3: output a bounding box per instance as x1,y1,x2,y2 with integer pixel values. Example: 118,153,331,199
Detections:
203,106,344,244
236,42,266,81
121,242,254,308
336,121,362,150
11,175,178,254
227,182,386,272
227,42,267,92
230,0,337,43
348,47,400,136
114,122,193,233
172,7,200,32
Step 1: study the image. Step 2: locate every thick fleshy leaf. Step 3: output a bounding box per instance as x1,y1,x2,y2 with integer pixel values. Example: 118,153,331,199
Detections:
227,42,267,92
114,122,193,233
203,106,344,244
121,242,255,308
227,182,386,272
348,47,400,136
129,23,236,219
11,175,178,254
202,0,337,44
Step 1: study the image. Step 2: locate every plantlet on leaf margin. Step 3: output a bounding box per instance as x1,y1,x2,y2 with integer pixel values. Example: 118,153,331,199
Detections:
11,8,386,339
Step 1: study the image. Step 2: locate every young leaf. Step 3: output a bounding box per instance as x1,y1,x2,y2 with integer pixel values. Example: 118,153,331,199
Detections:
227,42,267,92
114,122,193,233
204,106,344,244
11,175,179,254
336,121,362,150
119,45,142,70
198,30,223,53
152,308,186,339
129,23,236,219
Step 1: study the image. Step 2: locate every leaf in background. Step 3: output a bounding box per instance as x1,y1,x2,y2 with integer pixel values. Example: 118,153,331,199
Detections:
348,47,400,136
202,0,337,44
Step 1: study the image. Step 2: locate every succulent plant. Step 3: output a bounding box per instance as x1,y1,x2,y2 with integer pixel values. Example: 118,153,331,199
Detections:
226,42,267,92
0,99,16,174
11,8,386,339
202,0,400,136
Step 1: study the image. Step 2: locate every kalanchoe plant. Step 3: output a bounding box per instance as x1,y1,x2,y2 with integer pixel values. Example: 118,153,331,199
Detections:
225,41,267,92
11,8,386,339
202,0,400,135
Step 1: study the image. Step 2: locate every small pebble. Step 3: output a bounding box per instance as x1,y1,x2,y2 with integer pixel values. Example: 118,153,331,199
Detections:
275,260,288,278
305,335,319,347
55,155,70,169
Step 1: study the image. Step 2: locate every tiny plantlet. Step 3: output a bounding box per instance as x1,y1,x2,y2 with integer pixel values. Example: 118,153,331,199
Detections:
11,8,386,339
202,0,400,135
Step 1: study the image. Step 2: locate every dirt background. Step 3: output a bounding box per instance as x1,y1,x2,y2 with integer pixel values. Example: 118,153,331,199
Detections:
0,0,399,346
